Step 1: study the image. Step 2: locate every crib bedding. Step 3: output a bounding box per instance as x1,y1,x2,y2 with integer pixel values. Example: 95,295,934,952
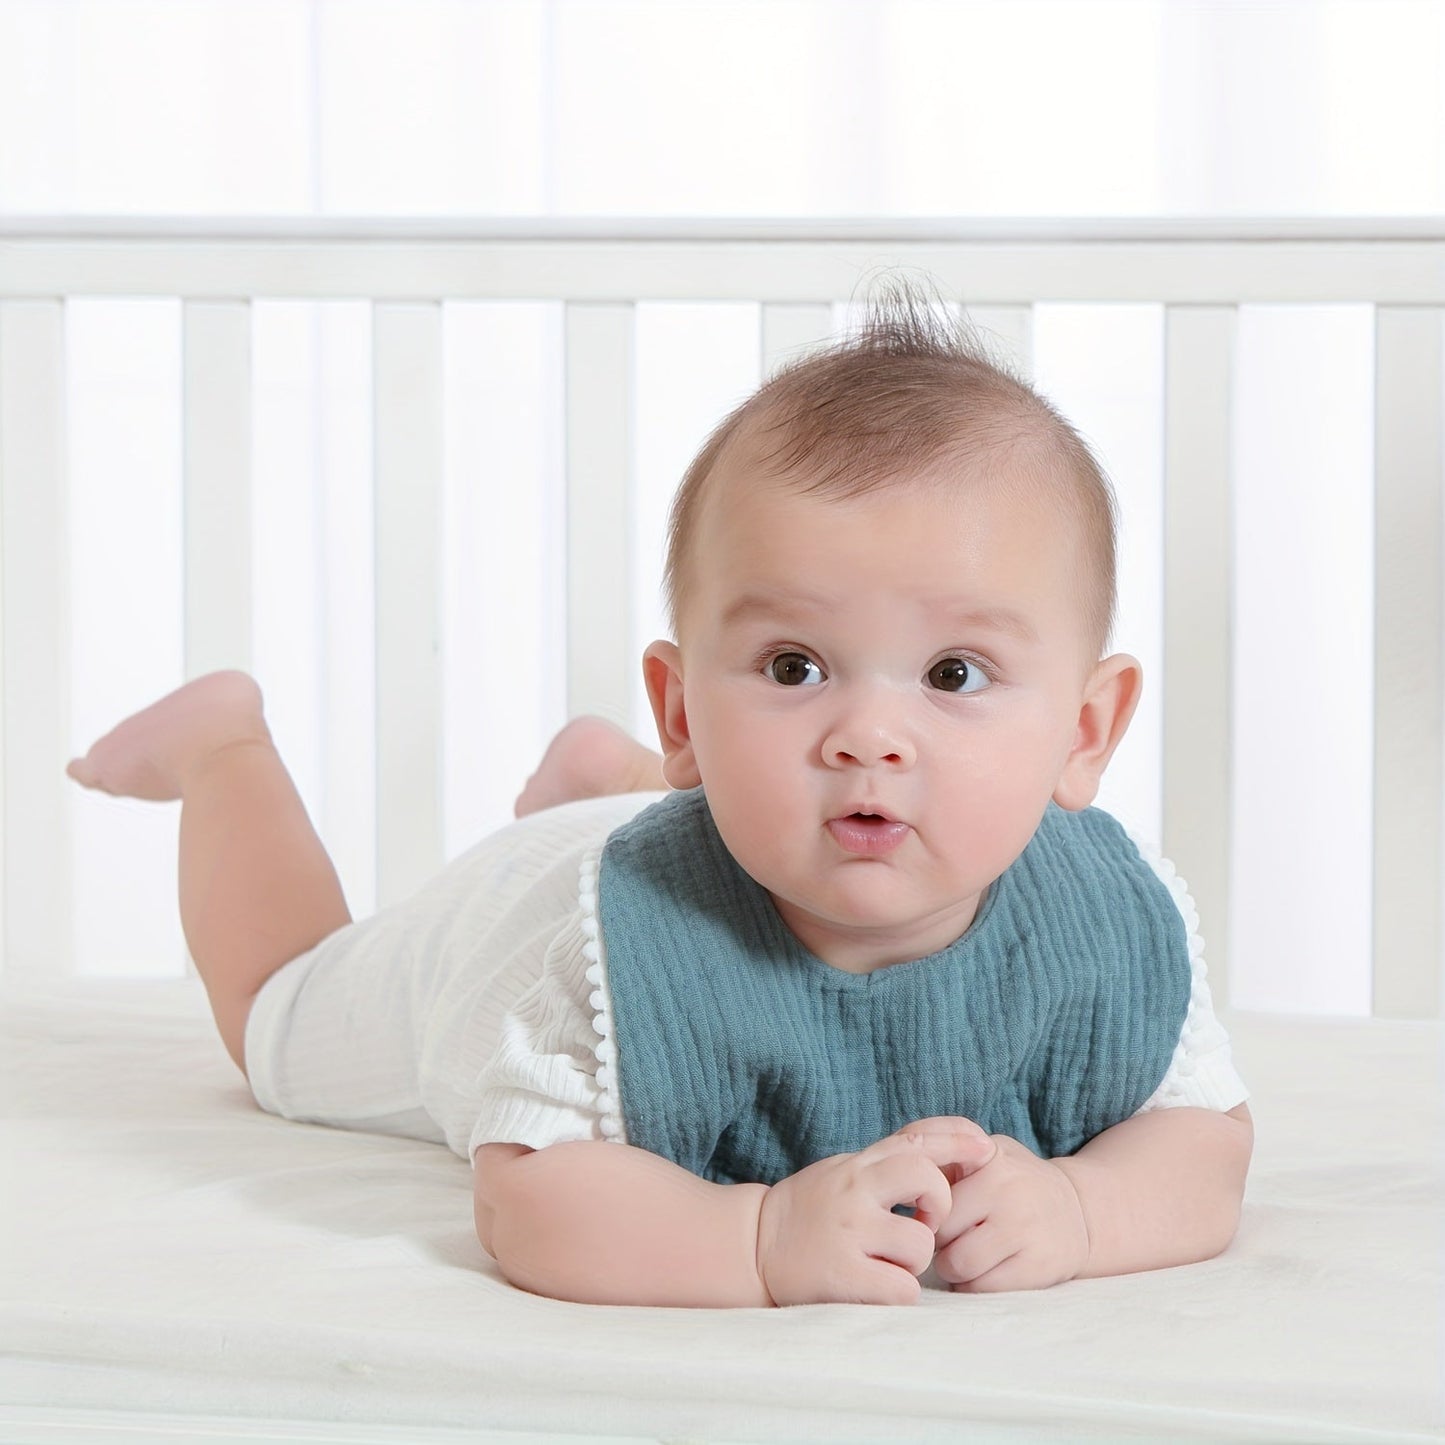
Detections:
0,980,1439,1445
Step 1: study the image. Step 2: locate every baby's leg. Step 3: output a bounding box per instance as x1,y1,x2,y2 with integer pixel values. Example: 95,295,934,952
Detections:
514,716,666,818
68,671,349,1074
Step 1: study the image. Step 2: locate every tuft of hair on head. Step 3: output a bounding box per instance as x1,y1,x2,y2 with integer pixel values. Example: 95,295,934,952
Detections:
662,274,1120,656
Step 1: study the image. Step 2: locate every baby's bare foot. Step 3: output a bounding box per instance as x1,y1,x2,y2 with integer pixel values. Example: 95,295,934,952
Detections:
67,670,271,802
514,716,666,818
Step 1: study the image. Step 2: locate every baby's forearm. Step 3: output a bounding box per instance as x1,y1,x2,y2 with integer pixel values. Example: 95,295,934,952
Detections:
476,1140,772,1307
1052,1104,1253,1277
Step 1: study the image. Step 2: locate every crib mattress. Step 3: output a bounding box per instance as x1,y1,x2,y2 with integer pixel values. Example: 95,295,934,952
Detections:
0,980,1440,1444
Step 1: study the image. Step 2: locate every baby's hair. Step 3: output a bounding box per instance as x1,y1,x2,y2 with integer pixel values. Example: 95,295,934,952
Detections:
662,279,1120,656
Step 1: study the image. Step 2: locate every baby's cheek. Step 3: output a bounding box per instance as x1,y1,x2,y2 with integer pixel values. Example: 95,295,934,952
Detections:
706,784,794,880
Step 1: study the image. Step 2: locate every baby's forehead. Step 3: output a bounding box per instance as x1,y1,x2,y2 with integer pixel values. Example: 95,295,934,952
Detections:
684,468,1098,668
687,439,1102,638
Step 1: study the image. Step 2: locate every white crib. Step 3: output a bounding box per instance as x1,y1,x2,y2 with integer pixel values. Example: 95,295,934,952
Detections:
1,216,1442,1015
0,219,1440,1444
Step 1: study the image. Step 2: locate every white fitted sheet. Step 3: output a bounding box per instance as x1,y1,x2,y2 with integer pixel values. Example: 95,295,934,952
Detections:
1,979,1440,1443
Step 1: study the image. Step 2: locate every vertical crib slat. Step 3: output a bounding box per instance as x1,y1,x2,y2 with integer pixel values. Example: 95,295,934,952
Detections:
564,302,634,723
1163,305,1237,1005
968,305,1034,379
183,302,252,676
373,302,445,906
761,303,834,376
0,301,72,978
1373,307,1443,1019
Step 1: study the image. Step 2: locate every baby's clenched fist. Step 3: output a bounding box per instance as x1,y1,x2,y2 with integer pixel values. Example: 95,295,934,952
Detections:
755,1120,995,1306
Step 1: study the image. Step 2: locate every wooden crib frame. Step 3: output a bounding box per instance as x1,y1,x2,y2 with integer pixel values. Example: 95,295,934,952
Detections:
1,217,1440,1016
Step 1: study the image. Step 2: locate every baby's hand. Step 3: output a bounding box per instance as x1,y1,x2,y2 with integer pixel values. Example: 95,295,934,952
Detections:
932,1134,1090,1292
756,1121,994,1306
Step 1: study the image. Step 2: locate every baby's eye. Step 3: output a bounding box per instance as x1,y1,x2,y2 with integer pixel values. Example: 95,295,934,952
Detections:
927,657,989,694
767,652,825,687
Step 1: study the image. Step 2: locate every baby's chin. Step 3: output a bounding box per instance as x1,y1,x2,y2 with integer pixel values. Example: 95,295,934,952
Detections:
765,887,985,973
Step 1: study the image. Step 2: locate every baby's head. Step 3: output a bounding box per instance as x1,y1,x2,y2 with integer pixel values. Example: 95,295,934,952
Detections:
643,288,1143,972
663,291,1119,662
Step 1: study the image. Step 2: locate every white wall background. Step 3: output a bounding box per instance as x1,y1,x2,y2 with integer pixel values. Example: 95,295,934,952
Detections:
4,0,1442,217
3,0,1442,1013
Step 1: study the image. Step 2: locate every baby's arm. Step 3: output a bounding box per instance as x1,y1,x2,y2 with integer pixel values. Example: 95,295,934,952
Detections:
476,1141,770,1306
931,1103,1253,1292
1054,1102,1253,1276
475,1120,993,1307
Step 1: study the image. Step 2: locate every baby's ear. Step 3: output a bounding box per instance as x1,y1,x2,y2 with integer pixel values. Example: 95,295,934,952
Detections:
1052,654,1143,812
642,641,702,790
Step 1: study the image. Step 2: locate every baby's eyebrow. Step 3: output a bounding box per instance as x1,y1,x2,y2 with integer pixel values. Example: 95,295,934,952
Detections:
939,607,1040,645
718,591,1039,646
718,590,832,627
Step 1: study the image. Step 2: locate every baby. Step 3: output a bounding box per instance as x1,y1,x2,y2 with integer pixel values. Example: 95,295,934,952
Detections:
69,294,1252,1308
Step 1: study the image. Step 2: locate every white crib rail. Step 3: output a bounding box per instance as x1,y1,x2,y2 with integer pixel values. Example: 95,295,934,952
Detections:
1374,305,1445,1018
565,302,635,727
1,218,1441,1016
0,299,71,978
183,301,253,680
372,301,446,902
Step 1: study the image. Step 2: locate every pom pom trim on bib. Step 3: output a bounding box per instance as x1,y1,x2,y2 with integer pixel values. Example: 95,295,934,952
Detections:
578,847,628,1144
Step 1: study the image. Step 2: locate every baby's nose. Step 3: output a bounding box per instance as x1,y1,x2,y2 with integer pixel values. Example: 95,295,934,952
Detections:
821,709,917,770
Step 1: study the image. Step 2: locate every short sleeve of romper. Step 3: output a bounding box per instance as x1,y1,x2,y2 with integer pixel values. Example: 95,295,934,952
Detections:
1125,827,1250,1115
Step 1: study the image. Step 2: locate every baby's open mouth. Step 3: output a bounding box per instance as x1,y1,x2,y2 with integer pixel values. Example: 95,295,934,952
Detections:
826,812,910,857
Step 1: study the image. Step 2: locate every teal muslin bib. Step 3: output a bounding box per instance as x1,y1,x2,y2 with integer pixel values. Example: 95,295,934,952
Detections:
597,788,1189,1185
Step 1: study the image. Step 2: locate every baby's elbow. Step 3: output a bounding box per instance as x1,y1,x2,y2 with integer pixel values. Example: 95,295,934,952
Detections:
1206,1105,1255,1260
1201,1190,1245,1263
472,1142,534,1259
475,1143,598,1300
1225,1103,1255,1186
